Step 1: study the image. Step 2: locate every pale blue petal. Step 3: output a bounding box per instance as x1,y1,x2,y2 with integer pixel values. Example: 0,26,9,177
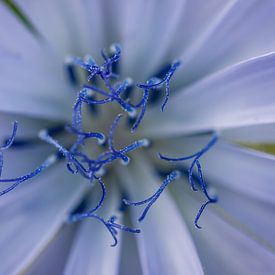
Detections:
15,0,76,56
167,0,231,58
0,163,87,274
119,221,143,275
26,225,76,275
120,0,186,80
213,185,275,247
174,0,275,87
0,4,73,120
173,185,275,275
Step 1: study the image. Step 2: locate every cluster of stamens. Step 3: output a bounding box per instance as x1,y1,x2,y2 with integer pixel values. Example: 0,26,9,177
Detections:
0,44,217,245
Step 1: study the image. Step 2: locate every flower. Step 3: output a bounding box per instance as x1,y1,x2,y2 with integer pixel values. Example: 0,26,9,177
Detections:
1,0,275,274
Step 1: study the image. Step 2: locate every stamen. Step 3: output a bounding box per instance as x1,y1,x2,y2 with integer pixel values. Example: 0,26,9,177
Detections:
69,177,140,247
129,61,181,132
0,45,182,244
136,60,181,112
0,154,57,196
69,212,140,247
123,170,181,221
159,133,218,227
0,121,18,177
108,114,130,165
73,46,180,134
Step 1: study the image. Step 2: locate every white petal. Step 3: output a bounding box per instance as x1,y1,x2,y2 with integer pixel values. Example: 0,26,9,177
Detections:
117,156,203,275
173,184,275,275
0,162,87,274
0,3,74,120
142,53,275,137
174,0,275,86
25,225,76,275
64,183,121,275
120,0,186,80
156,135,275,204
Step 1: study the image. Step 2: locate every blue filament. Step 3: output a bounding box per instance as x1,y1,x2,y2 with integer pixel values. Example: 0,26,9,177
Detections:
76,45,180,131
123,170,181,221
159,134,218,228
0,121,18,177
69,177,140,247
136,60,181,112
69,211,140,247
0,154,57,196
1,121,18,150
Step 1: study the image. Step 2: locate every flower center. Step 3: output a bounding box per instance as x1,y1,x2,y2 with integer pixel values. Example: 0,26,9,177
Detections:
0,44,218,246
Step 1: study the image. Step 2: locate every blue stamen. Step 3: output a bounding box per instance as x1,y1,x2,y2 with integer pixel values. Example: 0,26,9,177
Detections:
108,114,129,164
0,121,18,177
3,138,39,148
69,211,140,247
0,45,182,244
1,121,18,150
88,177,107,214
0,154,57,196
136,60,181,112
159,133,218,228
69,177,140,247
131,88,149,133
123,170,181,221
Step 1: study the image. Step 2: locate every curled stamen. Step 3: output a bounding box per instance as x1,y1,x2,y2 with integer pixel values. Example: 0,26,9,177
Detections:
1,121,18,150
137,60,181,112
1,121,18,177
108,114,129,164
38,130,90,179
194,160,217,228
0,154,57,196
123,170,181,221
159,133,218,191
67,126,105,147
88,177,107,214
131,88,150,133
69,211,140,247
159,133,218,227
